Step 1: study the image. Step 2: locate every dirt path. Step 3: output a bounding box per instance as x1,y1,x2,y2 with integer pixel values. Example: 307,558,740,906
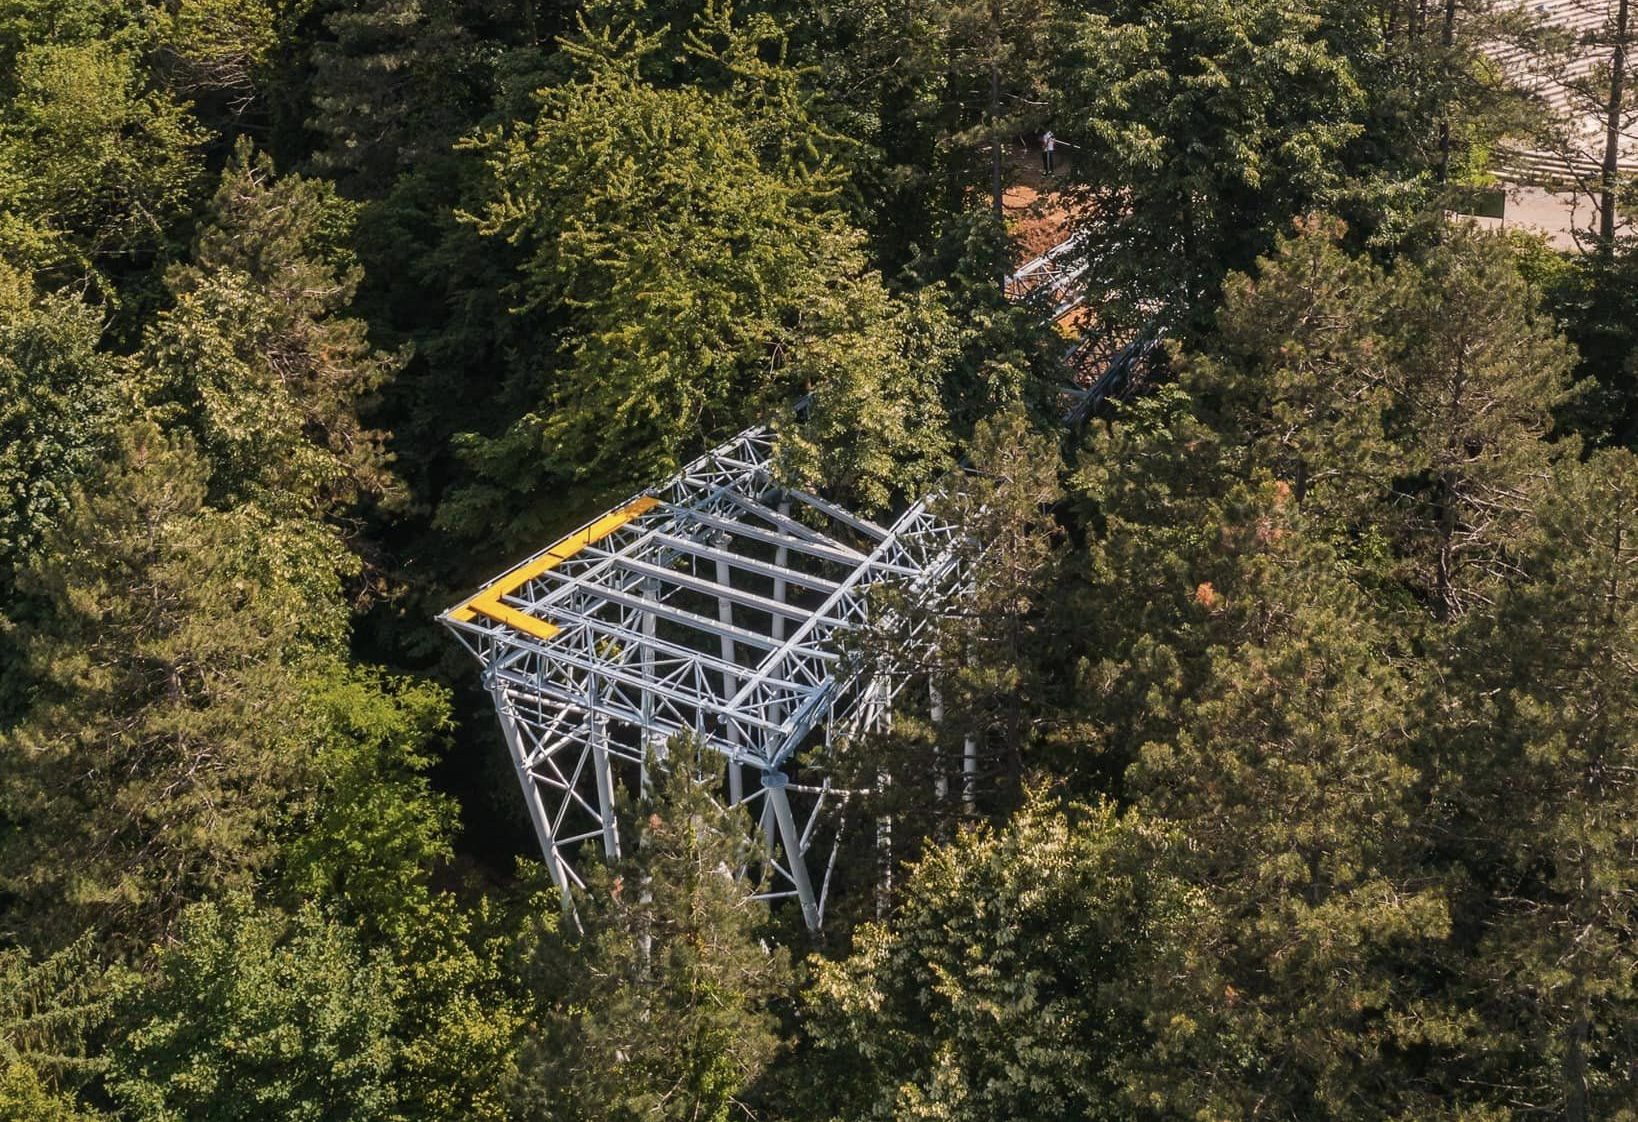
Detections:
1002,141,1076,262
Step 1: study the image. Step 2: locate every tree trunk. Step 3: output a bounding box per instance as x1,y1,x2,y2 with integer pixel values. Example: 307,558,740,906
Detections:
1565,1002,1590,1122
989,0,1004,228
1437,0,1457,183
1599,0,1630,246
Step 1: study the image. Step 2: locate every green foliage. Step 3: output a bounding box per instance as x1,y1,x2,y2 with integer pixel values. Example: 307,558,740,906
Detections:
2,0,1638,1117
109,895,401,1122
1537,231,1638,447
1387,227,1577,615
141,140,403,519
386,897,524,1122
1431,449,1638,1115
108,890,523,1122
0,936,111,1092
0,1062,102,1122
448,10,955,542
1053,0,1363,313
1052,214,1616,1118
510,737,790,1122
803,797,1192,1122
929,406,1065,803
1127,526,1459,1117
774,281,956,515
309,0,492,193
1163,218,1578,616
1315,0,1548,244
458,17,841,479
154,0,279,110
276,669,458,935
0,423,354,946
0,31,203,283
787,0,1056,277
0,265,126,594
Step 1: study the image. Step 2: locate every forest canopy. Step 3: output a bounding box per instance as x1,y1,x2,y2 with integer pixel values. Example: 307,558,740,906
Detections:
2,0,1637,1119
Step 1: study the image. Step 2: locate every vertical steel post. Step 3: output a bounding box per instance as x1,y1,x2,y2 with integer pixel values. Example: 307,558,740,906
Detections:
769,499,791,731
727,757,744,806
930,682,947,801
590,713,621,859
963,733,978,812
640,576,658,793
715,554,743,804
772,499,791,643
759,791,778,878
763,771,820,930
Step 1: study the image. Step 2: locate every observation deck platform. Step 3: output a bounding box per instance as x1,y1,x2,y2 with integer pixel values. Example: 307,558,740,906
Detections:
441,428,967,928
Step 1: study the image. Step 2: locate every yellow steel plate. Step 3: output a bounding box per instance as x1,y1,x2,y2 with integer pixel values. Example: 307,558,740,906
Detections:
449,495,660,640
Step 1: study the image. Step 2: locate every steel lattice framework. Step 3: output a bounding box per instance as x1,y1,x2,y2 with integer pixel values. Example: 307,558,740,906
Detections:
441,428,967,929
1004,232,1089,320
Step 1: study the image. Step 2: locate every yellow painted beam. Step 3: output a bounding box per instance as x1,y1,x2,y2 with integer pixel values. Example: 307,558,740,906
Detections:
448,495,660,639
469,600,562,643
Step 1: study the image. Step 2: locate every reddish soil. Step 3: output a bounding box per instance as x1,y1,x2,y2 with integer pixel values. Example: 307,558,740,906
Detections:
1002,142,1075,264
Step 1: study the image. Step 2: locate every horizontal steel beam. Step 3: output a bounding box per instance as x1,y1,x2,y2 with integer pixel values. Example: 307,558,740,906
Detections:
559,552,815,623
661,503,867,567
647,532,843,594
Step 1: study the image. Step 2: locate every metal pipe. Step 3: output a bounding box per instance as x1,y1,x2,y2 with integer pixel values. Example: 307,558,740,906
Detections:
717,554,743,803
493,685,573,916
640,577,658,792
764,771,820,930
771,499,791,731
931,682,948,801
590,714,621,858
963,733,978,812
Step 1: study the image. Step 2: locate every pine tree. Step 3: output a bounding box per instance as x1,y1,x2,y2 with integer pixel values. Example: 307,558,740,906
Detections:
1431,449,1638,1118
802,796,1192,1122
0,424,352,947
307,0,493,195
1388,226,1579,619
0,937,110,1097
513,737,790,1122
140,139,403,521
927,405,1064,809
1315,0,1546,236
1539,227,1638,448
1051,0,1363,316
0,265,126,610
445,8,955,546
1125,511,1460,1119
1047,220,1596,1115
1180,216,1400,531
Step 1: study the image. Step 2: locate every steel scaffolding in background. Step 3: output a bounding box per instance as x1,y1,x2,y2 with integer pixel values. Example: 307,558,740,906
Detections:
441,428,968,929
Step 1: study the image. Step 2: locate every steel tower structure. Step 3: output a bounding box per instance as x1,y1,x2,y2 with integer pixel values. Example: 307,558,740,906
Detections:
440,427,967,929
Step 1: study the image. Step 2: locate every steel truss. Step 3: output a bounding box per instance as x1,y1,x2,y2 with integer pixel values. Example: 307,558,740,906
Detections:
441,428,966,929
1005,232,1089,319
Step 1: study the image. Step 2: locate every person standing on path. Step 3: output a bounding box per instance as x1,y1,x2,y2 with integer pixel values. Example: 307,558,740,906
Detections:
1041,130,1057,176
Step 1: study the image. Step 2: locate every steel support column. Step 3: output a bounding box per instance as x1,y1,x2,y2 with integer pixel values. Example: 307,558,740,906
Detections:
591,713,621,858
764,771,820,930
492,685,573,914
963,733,978,812
930,682,947,801
716,553,743,805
